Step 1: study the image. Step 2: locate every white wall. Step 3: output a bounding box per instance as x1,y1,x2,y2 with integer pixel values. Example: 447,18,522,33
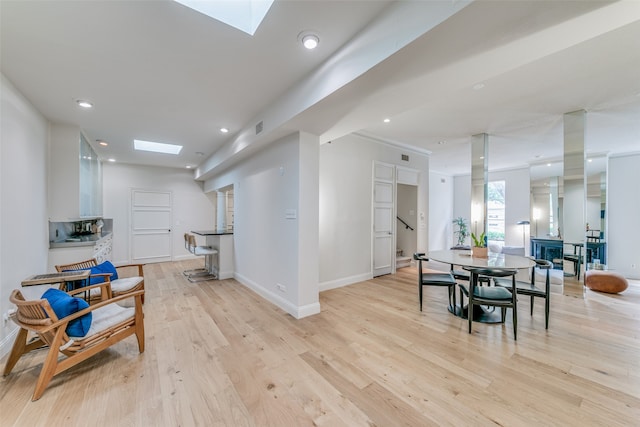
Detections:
1,74,49,357
429,171,454,250
608,153,640,279
204,132,320,318
319,133,429,289
102,163,216,264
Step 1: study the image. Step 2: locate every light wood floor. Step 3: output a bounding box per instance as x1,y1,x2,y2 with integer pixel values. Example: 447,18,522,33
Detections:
2,260,639,426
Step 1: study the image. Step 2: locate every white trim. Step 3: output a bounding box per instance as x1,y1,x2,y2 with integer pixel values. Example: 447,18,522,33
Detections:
319,272,373,292
354,131,432,156
0,325,19,360
234,273,321,319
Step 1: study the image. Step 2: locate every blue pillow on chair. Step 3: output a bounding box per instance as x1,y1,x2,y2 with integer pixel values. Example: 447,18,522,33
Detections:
66,261,119,285
88,261,119,284
41,288,92,337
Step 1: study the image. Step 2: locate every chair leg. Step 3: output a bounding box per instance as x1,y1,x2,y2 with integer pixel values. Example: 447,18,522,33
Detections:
450,284,456,312
530,296,534,316
468,295,473,333
32,328,65,401
419,284,423,311
3,328,29,376
512,296,518,341
545,296,550,329
135,294,145,353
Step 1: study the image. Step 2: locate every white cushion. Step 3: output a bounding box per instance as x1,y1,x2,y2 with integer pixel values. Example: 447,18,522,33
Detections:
111,276,143,293
69,303,134,339
78,276,143,298
194,246,217,256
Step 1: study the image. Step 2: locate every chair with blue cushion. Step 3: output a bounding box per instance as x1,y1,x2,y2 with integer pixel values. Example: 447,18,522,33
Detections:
3,285,144,401
55,258,145,303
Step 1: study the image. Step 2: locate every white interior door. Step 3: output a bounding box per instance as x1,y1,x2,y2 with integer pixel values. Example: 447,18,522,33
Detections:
131,189,172,263
373,162,395,277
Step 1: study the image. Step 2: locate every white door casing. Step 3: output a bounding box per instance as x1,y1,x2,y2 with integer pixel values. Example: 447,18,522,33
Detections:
373,162,395,277
130,189,173,263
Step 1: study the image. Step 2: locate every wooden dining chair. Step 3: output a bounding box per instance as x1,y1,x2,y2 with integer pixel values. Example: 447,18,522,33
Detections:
459,267,519,340
493,259,553,329
413,253,457,313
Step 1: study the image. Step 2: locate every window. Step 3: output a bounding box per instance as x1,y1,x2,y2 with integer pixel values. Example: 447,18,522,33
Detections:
487,180,505,241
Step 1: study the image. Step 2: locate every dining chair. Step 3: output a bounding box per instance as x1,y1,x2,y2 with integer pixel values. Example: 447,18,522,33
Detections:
563,244,583,280
459,267,519,340
493,259,553,329
413,253,457,313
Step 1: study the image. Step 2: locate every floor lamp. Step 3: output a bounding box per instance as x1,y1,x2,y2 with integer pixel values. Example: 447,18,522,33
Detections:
516,220,530,247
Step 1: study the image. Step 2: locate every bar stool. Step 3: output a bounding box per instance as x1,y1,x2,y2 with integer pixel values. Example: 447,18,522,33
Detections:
186,234,218,282
183,233,207,276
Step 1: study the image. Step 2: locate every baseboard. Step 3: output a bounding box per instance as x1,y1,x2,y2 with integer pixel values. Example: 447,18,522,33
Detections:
319,272,372,292
0,325,19,360
234,273,320,319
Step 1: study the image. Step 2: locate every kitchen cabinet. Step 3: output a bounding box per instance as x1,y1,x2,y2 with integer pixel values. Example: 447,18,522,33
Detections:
49,124,102,220
47,232,112,272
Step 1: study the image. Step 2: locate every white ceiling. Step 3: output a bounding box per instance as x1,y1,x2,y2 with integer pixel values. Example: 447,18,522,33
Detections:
2,1,639,177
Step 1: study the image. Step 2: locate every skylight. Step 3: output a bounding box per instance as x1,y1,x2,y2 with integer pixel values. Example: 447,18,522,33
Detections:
134,139,183,155
174,0,274,36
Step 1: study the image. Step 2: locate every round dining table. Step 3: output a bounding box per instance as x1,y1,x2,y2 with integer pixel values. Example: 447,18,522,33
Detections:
427,249,535,322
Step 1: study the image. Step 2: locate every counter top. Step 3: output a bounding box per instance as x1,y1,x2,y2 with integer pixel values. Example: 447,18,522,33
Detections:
50,232,112,249
192,229,234,236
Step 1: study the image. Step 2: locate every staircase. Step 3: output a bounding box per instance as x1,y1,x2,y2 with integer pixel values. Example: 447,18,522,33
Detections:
396,249,412,269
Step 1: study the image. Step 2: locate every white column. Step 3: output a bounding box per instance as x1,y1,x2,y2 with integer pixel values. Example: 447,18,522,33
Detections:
216,191,226,231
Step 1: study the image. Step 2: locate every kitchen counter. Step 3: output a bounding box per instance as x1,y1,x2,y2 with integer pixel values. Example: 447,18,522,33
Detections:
50,231,112,248
192,229,234,236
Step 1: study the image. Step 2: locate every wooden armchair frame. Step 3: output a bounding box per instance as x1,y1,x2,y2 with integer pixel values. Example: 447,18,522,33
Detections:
55,258,145,303
3,285,144,401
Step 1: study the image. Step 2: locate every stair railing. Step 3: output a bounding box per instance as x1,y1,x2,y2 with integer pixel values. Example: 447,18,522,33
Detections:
396,216,414,231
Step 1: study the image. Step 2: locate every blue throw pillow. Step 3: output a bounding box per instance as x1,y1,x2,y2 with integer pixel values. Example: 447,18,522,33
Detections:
66,261,118,285
41,288,92,337
88,261,119,284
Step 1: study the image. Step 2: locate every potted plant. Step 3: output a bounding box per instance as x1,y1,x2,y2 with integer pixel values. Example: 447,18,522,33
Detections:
471,231,488,258
452,217,470,247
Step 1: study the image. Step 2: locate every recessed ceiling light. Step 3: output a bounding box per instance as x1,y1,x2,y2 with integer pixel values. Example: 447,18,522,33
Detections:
298,31,319,50
302,34,319,49
472,83,485,90
220,127,229,133
76,99,93,108
186,165,193,169
547,163,551,166
108,158,116,162
134,139,183,155
97,140,108,147
383,118,391,123
588,158,593,162
480,156,485,159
